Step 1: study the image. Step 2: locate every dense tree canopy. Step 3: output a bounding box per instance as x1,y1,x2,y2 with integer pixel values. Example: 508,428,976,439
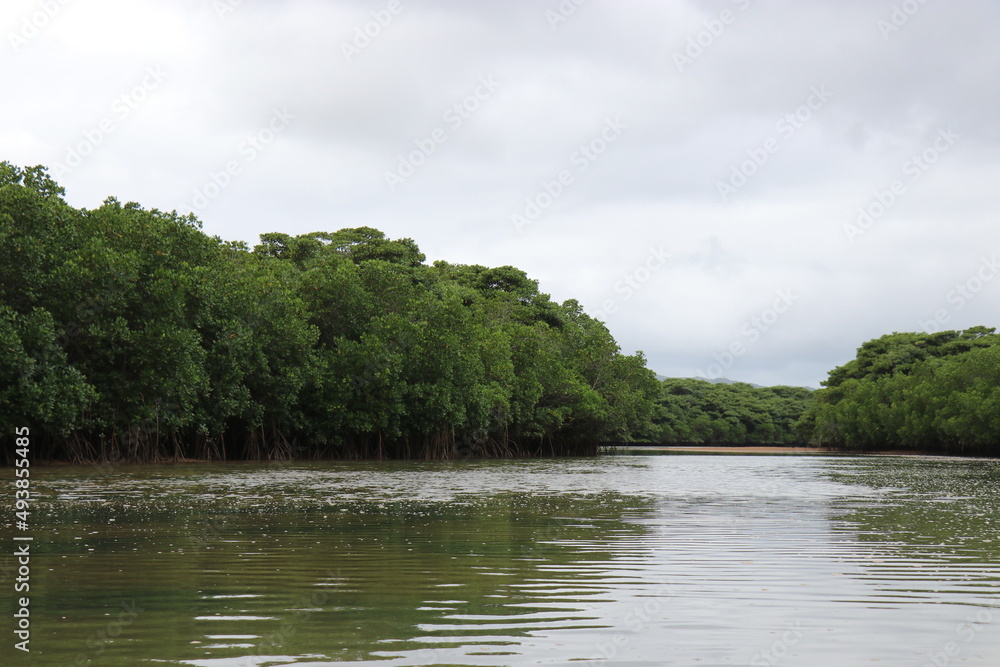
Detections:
799,328,1000,454
645,379,814,445
0,163,660,462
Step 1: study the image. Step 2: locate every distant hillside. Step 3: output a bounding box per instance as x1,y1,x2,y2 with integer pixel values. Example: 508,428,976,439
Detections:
653,374,764,389
693,376,763,389
653,374,820,390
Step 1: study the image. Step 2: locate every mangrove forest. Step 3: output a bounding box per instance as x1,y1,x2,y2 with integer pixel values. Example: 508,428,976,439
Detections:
3,162,999,462
0,162,660,462
800,327,1000,455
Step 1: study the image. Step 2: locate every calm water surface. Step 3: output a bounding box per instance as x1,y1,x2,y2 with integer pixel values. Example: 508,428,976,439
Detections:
4,454,1000,666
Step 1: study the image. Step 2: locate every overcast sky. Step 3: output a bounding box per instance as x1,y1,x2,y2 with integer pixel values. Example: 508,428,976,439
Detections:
3,0,999,388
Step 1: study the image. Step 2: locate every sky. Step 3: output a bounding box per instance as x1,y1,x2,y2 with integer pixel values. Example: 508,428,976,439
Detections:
3,0,999,388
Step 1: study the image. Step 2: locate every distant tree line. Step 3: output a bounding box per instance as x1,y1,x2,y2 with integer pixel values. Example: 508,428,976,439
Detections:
644,379,815,445
642,330,1000,455
638,330,1000,455
798,327,1000,455
0,163,659,462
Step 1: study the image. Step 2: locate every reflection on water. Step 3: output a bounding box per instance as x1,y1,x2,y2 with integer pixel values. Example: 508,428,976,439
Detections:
4,455,1000,665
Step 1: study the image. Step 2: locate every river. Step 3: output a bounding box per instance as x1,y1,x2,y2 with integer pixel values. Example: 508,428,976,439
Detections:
5,453,1000,665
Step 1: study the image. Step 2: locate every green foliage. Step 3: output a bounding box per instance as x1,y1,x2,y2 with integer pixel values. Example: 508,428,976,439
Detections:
823,328,998,388
646,379,814,444
1,164,659,461
802,328,1000,454
0,306,96,440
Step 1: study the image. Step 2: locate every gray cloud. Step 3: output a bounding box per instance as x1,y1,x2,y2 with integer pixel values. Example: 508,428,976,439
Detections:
2,0,998,388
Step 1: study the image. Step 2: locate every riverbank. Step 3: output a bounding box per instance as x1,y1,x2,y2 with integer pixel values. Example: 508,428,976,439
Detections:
611,445,936,456
644,445,836,454
21,447,965,466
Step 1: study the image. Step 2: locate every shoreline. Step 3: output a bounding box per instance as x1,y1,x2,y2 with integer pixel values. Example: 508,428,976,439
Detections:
641,445,836,454
613,445,936,456
9,448,979,468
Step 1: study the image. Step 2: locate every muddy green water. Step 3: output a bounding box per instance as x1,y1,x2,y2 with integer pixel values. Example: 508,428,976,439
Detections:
3,454,1000,666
